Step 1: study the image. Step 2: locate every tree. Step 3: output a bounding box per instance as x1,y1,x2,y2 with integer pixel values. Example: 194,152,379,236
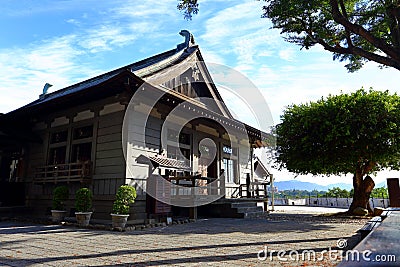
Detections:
370,186,389,198
275,89,400,214
177,0,400,72
326,187,350,198
177,0,199,20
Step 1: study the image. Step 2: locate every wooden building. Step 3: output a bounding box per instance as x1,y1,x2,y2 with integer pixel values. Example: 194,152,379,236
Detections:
0,30,270,221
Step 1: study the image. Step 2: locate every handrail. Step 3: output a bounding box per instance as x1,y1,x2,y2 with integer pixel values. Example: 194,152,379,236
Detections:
230,182,269,199
230,184,245,198
34,161,92,184
169,175,224,197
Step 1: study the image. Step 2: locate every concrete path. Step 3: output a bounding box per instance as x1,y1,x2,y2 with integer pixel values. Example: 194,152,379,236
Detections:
0,207,368,267
271,205,348,214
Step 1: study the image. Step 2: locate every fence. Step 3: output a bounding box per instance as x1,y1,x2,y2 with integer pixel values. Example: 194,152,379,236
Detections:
270,197,390,209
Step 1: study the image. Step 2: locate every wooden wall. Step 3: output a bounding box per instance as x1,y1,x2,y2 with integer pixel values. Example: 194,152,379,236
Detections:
24,98,134,220
22,94,260,221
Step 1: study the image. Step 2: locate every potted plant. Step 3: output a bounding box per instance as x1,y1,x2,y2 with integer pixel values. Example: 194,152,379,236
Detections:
75,187,93,227
51,185,69,223
111,185,137,229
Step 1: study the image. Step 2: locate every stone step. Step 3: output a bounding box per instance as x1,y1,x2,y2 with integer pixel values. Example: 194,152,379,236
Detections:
230,202,259,208
243,211,267,219
200,200,266,218
230,202,265,219
236,206,264,214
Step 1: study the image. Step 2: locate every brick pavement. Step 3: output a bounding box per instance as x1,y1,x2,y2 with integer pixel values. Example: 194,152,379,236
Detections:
0,213,368,267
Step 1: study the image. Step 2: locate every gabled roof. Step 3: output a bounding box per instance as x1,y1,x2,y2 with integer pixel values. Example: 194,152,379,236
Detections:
18,31,194,111
1,30,270,147
7,30,232,118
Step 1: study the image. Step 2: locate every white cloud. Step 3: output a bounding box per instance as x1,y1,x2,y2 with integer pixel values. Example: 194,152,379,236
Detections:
0,0,105,17
278,48,295,61
201,50,226,65
78,25,139,53
0,0,183,113
0,34,101,113
201,2,267,41
111,0,177,18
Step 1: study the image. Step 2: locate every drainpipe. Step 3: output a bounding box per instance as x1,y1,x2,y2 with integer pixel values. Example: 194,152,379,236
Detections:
250,146,254,198
270,174,274,211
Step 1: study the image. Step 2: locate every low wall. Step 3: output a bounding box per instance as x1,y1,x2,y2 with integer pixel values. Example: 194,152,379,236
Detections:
270,197,389,208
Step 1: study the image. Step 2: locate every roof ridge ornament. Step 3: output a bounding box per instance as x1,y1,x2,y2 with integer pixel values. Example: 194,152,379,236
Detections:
177,30,195,51
39,83,52,99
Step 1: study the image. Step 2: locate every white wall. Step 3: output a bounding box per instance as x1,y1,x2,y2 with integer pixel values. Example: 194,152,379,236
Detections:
269,197,390,208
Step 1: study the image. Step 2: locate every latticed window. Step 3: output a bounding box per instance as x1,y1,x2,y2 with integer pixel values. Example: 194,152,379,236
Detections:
223,158,235,184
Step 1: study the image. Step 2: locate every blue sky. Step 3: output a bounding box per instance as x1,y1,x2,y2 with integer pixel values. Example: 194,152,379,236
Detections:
1,0,399,187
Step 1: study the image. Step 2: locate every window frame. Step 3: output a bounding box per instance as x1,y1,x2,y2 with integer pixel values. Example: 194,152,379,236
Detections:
47,124,94,165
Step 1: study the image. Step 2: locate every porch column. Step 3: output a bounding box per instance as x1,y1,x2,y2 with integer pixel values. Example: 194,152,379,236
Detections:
387,178,400,207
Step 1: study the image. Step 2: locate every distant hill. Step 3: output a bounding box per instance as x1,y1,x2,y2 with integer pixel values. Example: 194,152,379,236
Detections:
274,180,353,191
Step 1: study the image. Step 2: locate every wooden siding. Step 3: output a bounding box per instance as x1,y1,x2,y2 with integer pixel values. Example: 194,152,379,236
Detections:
24,98,134,220
93,110,125,197
125,114,162,197
26,129,47,182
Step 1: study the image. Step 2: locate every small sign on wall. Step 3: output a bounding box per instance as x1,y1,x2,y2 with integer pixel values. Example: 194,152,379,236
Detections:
223,146,232,154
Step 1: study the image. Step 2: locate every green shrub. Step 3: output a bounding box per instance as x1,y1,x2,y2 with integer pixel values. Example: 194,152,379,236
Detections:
112,185,137,215
52,185,69,210
75,188,92,212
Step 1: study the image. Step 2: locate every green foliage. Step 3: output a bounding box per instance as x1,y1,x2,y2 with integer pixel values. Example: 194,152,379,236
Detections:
263,0,400,72
276,89,400,177
177,0,199,20
112,185,137,215
326,187,351,198
276,189,326,198
276,187,389,199
371,187,389,198
52,185,69,210
178,0,400,72
75,188,92,212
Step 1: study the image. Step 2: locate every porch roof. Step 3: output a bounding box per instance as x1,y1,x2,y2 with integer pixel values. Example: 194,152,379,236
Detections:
254,156,271,178
136,154,192,172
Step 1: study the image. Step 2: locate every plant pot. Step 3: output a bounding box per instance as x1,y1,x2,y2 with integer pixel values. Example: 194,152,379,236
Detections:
111,214,129,229
51,210,67,223
75,212,92,227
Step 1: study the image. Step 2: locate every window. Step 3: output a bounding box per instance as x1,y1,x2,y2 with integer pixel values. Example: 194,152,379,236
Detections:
50,130,68,144
48,130,68,165
47,125,93,165
167,145,190,162
71,125,93,163
73,125,93,140
71,143,92,163
167,129,190,145
223,158,235,184
49,146,66,165
166,129,191,165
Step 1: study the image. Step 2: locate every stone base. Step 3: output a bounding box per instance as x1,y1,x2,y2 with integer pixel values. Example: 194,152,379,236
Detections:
111,214,129,229
75,212,92,227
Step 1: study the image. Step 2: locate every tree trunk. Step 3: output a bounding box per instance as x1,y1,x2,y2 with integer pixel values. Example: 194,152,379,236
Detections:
349,170,375,214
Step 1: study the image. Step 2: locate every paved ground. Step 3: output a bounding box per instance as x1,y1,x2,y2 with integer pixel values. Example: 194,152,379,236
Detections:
0,206,368,267
271,205,349,214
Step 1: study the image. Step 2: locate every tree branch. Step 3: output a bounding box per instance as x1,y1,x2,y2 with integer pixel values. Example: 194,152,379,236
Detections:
329,0,400,61
386,4,400,49
338,0,353,48
312,35,400,71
